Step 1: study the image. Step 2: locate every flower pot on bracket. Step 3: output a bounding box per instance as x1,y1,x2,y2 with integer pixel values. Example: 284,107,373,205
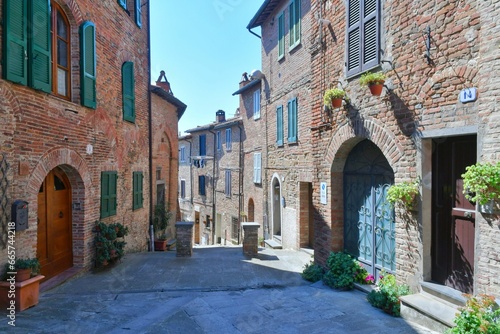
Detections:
331,98,343,108
369,82,384,96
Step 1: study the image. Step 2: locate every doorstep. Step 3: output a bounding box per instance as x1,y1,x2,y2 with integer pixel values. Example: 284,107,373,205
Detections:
40,267,84,292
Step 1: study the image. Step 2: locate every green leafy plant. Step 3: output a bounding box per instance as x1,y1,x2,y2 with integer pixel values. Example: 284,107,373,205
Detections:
153,203,173,240
367,271,410,316
94,221,128,267
323,88,346,108
387,180,419,210
3,258,41,280
359,72,386,86
322,251,368,290
301,260,324,283
448,294,500,334
462,162,500,205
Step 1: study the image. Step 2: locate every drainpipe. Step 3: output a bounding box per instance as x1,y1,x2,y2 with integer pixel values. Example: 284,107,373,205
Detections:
237,122,243,244
147,1,154,252
208,127,217,245
248,28,261,39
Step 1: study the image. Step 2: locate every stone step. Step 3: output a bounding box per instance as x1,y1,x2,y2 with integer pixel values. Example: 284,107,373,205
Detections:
273,235,282,243
400,291,460,333
420,281,466,307
264,239,282,249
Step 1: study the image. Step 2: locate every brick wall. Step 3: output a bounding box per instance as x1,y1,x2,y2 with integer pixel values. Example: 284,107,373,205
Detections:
0,0,150,272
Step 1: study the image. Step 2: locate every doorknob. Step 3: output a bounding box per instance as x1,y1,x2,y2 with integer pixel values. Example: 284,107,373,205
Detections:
59,211,64,218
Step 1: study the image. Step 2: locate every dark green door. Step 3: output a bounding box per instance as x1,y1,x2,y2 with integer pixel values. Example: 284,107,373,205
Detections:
344,140,395,277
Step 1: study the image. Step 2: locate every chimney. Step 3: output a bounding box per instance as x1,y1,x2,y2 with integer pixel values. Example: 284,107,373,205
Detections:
239,72,250,89
216,110,226,123
156,70,172,94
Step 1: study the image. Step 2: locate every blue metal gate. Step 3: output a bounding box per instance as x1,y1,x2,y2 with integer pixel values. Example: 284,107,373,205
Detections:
343,140,395,276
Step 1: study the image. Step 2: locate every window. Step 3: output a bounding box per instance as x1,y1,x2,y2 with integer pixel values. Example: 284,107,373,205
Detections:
216,131,221,151
276,105,284,146
199,134,207,156
51,3,71,99
253,89,261,120
289,0,301,49
100,171,117,218
278,11,285,59
80,21,97,108
180,179,186,199
180,146,186,162
253,153,262,184
287,98,298,143
135,0,142,28
132,172,143,210
225,129,232,151
225,170,231,197
117,0,127,9
346,0,380,77
199,175,206,196
122,61,135,122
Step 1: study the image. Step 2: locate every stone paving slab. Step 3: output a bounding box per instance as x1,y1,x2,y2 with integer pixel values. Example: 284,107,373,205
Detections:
0,246,440,333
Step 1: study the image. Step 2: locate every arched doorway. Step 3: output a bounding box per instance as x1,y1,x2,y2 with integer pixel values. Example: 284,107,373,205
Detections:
343,140,395,277
271,177,282,242
248,198,255,222
37,167,73,279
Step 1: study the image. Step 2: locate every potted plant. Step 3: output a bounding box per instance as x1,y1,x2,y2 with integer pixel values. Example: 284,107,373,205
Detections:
0,258,44,311
359,72,386,96
323,88,346,109
153,203,173,251
462,162,500,212
94,221,128,267
387,180,419,210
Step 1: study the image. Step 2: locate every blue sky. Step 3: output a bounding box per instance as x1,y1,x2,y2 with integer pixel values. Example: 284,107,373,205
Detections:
150,1,263,135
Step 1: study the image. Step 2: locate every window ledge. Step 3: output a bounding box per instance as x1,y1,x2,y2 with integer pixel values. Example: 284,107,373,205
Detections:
289,41,301,53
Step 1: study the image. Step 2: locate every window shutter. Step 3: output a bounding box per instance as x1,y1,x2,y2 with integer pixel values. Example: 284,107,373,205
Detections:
3,0,28,85
287,98,297,143
199,175,206,196
122,61,135,122
80,21,96,108
294,0,301,45
109,172,117,216
117,0,127,9
346,0,361,76
289,2,295,46
253,90,260,119
276,105,283,146
254,153,262,184
100,172,109,218
363,0,379,69
133,172,143,210
30,0,51,93
199,135,206,156
278,12,284,59
135,0,142,28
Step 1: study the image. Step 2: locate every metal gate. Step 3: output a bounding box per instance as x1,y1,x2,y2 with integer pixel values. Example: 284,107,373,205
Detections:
343,140,395,276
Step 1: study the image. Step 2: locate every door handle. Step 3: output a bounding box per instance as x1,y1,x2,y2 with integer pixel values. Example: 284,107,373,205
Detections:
59,211,64,218
464,211,472,219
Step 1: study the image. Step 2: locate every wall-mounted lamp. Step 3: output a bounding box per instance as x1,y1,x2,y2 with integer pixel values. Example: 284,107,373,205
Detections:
318,18,331,25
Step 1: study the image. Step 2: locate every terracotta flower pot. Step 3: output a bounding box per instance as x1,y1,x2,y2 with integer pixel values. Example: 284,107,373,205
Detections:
331,98,343,108
15,268,32,282
0,275,45,311
368,82,384,96
154,239,168,251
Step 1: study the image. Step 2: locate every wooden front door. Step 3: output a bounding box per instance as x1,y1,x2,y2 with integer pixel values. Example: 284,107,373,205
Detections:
432,135,476,293
37,168,73,279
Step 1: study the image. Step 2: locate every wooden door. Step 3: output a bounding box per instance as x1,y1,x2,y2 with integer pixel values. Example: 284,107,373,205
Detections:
37,168,73,279
432,135,476,293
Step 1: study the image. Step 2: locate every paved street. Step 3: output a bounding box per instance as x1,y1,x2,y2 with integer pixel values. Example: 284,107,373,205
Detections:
0,246,439,333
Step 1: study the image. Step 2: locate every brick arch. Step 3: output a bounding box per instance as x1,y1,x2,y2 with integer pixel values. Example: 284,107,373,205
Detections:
324,117,405,171
0,82,22,115
417,65,479,101
57,0,84,26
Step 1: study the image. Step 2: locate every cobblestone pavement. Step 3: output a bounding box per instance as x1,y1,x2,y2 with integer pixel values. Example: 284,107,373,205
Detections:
0,246,440,333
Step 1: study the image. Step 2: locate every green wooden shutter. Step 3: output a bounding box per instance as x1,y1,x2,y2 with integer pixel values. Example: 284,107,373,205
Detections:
122,61,135,122
3,0,28,85
30,0,51,92
289,1,295,46
278,12,284,59
276,105,283,146
294,0,301,45
288,98,297,143
101,171,117,218
135,0,142,28
80,21,96,108
133,172,143,210
109,172,117,216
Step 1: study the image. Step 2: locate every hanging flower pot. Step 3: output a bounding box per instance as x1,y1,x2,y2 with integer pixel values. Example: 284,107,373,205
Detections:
368,83,385,96
331,97,343,108
323,88,346,109
359,72,386,96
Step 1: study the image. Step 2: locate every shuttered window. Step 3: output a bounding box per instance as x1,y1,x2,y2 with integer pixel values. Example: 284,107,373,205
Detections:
132,172,143,210
122,61,135,122
135,0,142,28
80,21,97,108
225,170,231,197
101,171,118,218
278,11,285,60
289,0,301,49
346,0,380,77
199,175,206,196
216,131,221,151
199,134,207,156
3,0,51,93
287,98,298,143
180,180,186,199
253,89,261,119
226,129,232,151
276,105,284,146
253,153,262,184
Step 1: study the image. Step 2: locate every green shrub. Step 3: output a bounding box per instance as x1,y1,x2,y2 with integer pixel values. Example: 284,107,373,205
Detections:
462,162,500,205
301,261,324,282
94,221,129,267
367,271,410,316
323,252,368,290
448,294,500,334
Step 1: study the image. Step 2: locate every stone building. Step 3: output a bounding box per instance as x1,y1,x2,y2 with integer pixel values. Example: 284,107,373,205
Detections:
247,0,315,250
0,0,178,280
178,134,194,222
181,111,244,245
